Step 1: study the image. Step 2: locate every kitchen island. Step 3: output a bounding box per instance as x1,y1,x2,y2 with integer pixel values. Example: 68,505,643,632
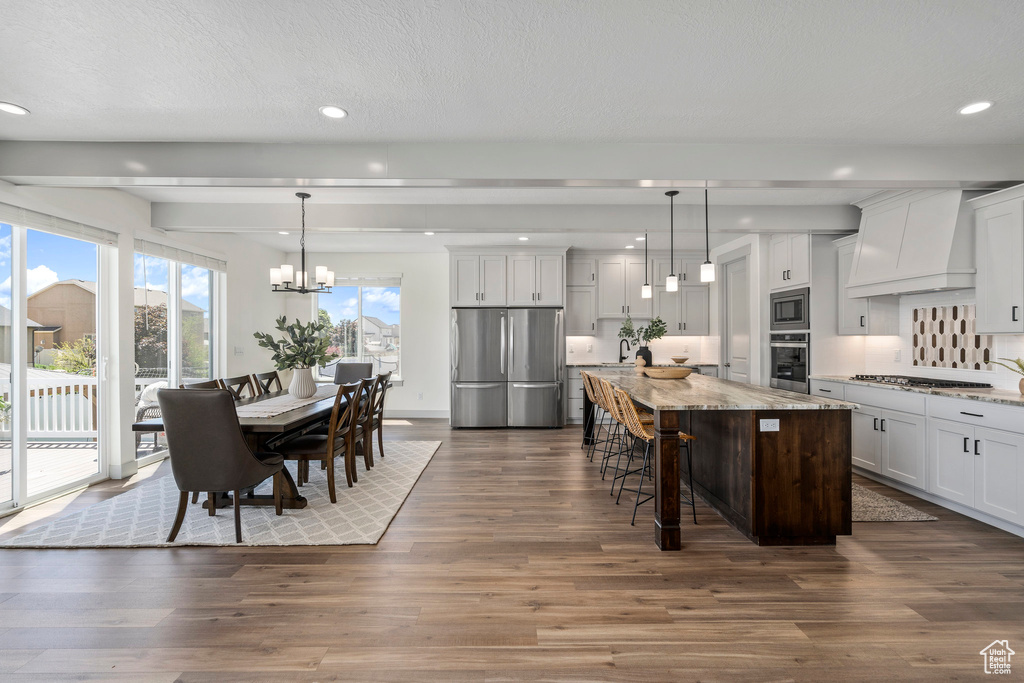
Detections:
587,370,855,550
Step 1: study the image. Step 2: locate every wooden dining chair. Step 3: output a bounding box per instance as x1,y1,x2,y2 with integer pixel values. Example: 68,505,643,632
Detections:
366,371,392,462
271,380,365,501
219,375,257,400
156,388,285,543
180,379,220,389
252,370,282,395
352,376,381,470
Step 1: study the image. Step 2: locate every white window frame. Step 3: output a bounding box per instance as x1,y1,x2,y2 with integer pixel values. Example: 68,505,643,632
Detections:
312,277,402,382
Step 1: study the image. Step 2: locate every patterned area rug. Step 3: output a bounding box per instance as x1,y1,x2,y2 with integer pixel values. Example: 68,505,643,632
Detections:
0,441,440,548
852,483,938,522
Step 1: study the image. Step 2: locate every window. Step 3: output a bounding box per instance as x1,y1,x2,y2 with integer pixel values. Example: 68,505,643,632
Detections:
316,281,401,379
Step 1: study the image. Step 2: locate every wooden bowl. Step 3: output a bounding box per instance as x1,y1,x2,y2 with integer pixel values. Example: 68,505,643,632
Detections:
644,367,693,380
670,356,689,364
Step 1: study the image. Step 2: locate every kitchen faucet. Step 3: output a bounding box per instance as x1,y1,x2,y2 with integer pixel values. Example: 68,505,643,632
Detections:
619,338,631,363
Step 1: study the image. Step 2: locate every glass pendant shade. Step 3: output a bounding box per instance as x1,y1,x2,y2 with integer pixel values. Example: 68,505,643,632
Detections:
270,268,283,286
270,193,334,294
280,264,294,284
641,283,652,299
701,261,716,283
665,274,679,292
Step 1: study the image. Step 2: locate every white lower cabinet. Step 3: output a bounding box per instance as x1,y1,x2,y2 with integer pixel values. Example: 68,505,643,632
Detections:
851,404,925,488
928,418,975,507
974,427,1024,526
851,406,883,473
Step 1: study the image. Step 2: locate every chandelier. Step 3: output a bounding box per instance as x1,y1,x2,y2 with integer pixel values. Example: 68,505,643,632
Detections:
270,192,334,294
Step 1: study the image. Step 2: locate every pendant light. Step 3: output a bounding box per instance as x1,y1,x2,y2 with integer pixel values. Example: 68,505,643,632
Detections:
700,188,716,283
270,192,335,294
665,191,679,292
640,231,652,299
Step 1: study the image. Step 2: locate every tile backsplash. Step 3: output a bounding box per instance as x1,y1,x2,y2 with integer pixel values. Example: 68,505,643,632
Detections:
912,304,994,370
566,318,715,365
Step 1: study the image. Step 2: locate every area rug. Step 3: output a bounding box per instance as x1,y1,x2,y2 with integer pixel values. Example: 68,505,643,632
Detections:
852,483,938,522
0,441,440,548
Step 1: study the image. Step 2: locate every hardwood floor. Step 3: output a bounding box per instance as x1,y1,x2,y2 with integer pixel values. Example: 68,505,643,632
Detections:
1,419,1023,680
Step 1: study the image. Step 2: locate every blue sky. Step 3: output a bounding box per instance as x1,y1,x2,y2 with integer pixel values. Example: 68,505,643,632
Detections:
0,224,210,312
319,286,400,327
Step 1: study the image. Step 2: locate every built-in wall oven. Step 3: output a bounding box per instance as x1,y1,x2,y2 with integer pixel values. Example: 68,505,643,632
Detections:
770,332,810,394
770,287,810,332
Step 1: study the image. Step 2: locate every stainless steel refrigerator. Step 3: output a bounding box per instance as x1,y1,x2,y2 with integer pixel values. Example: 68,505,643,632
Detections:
450,307,564,428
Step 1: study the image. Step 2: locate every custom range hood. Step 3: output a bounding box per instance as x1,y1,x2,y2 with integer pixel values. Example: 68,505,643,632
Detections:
846,189,985,298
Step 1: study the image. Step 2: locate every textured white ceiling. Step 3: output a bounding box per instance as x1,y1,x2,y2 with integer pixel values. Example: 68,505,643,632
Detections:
125,186,873,205
2,0,1022,144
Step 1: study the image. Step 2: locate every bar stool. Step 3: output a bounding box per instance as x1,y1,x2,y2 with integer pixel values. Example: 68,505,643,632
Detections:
596,379,629,480
580,372,607,461
613,388,698,526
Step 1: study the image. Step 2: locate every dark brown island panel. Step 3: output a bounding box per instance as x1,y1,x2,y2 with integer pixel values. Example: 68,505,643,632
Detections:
587,371,855,549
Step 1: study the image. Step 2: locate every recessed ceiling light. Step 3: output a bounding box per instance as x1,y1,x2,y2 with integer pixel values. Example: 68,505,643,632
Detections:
635,236,645,241
959,101,992,115
278,231,290,235
424,231,435,235
625,245,635,249
0,102,29,116
518,236,529,241
319,105,348,119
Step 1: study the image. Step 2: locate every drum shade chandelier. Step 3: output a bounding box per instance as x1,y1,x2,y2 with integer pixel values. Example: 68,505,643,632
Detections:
270,192,334,294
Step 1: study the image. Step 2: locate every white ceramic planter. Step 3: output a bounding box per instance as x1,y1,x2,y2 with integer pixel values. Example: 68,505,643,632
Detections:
288,367,317,399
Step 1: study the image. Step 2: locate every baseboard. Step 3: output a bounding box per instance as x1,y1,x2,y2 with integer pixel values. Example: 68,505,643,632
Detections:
853,467,1024,539
386,410,450,419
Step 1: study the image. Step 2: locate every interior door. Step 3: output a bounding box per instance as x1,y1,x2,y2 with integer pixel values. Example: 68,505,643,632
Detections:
851,406,882,473
723,258,750,383
881,409,927,490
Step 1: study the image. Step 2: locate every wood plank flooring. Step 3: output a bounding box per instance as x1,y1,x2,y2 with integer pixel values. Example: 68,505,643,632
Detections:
1,420,1023,680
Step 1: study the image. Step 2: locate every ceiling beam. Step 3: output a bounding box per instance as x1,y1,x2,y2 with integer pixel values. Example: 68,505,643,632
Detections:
1,141,1022,187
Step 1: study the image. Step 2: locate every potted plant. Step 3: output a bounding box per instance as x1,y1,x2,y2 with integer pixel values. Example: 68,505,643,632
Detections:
618,315,667,367
254,316,336,399
991,357,1024,395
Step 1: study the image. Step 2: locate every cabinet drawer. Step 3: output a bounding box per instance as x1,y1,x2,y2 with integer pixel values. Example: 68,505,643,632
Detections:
568,377,585,398
568,397,585,422
928,395,1024,434
845,384,926,415
567,366,582,380
810,380,845,400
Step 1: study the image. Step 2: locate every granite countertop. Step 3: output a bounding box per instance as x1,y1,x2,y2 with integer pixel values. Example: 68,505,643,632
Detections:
811,375,1024,408
567,361,718,368
590,370,854,411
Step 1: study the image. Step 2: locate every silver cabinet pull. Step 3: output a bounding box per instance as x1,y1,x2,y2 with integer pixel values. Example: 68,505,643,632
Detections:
500,315,506,375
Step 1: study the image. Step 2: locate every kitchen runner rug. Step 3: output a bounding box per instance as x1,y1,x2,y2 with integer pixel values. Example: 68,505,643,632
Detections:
0,441,440,548
852,483,938,522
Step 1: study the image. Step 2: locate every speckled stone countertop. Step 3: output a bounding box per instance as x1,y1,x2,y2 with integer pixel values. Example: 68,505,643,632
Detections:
811,375,1024,408
567,362,719,368
590,370,854,411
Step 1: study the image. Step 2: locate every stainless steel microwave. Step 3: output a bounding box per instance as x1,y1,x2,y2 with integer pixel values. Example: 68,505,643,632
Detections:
770,287,810,331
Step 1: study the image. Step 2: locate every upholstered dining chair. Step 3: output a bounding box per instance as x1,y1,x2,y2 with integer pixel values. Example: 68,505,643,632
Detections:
219,375,257,400
272,380,365,501
252,370,282,395
156,388,285,543
180,379,220,389
333,362,373,384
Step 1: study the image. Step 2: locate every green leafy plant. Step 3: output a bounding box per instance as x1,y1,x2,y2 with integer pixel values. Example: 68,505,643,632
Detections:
254,316,337,370
617,316,668,347
991,357,1024,377
53,337,97,375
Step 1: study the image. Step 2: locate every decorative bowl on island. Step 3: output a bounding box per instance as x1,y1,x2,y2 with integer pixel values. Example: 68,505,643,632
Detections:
644,367,693,380
670,356,689,364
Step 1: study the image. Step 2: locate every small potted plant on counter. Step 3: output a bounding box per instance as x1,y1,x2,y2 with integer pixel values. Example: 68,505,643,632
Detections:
992,357,1024,395
618,315,667,367
254,316,336,399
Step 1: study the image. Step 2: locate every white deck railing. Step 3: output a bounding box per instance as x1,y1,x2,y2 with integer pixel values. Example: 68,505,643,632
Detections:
0,378,99,439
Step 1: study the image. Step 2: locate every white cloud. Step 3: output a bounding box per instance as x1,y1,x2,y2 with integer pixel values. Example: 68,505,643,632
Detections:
363,288,400,313
134,254,169,290
180,266,211,304
27,265,59,294
0,277,9,308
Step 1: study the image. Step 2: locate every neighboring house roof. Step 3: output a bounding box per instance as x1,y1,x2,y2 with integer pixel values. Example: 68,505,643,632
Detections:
28,279,205,312
0,304,44,328
363,316,390,330
33,326,63,333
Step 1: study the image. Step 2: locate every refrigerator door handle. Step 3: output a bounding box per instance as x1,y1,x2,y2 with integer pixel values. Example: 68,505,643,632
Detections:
454,382,505,389
511,382,560,388
500,314,506,375
509,316,514,374
450,311,459,377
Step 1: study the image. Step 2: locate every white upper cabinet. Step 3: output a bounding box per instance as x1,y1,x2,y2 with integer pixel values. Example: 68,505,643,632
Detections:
566,258,596,287
566,286,596,335
625,258,652,318
655,286,709,336
653,258,706,287
835,235,899,336
449,250,564,307
654,286,679,334
597,257,627,318
973,187,1024,334
769,233,810,291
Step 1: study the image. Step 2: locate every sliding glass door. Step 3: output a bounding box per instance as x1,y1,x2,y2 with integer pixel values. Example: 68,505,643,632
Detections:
0,223,12,506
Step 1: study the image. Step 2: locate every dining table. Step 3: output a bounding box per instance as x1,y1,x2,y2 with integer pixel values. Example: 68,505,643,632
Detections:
132,384,344,511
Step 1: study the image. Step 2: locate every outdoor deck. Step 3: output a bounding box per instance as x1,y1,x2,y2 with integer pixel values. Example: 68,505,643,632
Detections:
0,442,101,501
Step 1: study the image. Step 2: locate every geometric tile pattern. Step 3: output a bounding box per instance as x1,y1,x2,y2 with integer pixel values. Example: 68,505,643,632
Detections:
0,441,440,548
913,304,993,369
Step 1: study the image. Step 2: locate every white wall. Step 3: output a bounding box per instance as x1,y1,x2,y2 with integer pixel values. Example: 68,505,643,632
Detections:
284,251,450,417
708,233,770,385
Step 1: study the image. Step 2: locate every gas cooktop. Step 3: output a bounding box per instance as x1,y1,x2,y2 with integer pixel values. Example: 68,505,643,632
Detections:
851,374,992,389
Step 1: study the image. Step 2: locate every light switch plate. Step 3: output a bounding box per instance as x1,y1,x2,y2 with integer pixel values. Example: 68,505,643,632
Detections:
893,349,901,362
759,419,780,432
587,344,593,352
233,346,244,356
568,344,574,353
